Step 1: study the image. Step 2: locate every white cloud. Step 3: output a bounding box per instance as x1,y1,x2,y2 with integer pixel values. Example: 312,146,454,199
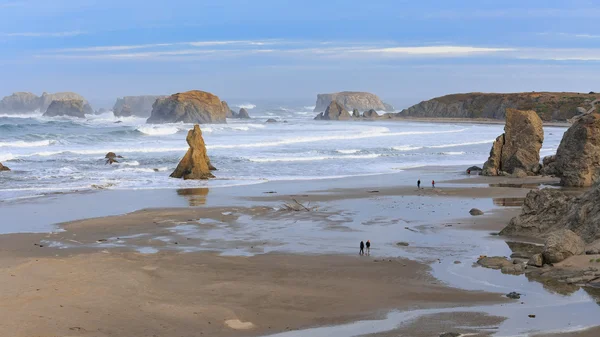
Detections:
52,40,279,53
350,46,515,56
2,30,86,37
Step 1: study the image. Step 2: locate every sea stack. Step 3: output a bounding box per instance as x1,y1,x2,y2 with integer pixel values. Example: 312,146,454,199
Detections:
237,108,250,119
43,99,90,118
482,108,543,176
549,112,600,187
113,95,167,117
0,162,10,171
170,124,216,180
314,101,351,121
314,92,392,112
147,90,228,124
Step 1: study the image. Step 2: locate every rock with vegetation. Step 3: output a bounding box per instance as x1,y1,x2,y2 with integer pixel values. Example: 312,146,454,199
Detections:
543,229,585,264
314,92,392,112
551,112,600,187
43,100,89,118
113,95,166,117
482,109,543,176
147,90,227,124
397,92,600,121
170,125,216,180
0,162,10,171
314,101,351,121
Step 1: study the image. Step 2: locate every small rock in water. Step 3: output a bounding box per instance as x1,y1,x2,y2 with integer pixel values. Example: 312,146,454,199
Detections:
506,291,521,299
528,314,536,318
396,242,410,247
469,208,484,216
454,261,461,264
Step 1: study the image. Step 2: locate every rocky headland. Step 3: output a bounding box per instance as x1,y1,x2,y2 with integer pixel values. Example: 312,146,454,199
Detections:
0,91,93,114
113,95,167,117
170,124,216,180
146,90,228,124
481,109,544,177
314,92,394,113
43,100,90,118
398,92,600,121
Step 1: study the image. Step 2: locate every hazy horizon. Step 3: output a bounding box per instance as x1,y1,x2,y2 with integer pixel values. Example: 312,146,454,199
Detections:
1,0,600,109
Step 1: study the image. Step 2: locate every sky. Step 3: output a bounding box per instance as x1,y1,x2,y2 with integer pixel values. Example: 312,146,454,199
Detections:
1,0,600,108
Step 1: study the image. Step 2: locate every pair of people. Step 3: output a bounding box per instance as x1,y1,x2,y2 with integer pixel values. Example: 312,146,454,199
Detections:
417,179,435,188
359,240,371,255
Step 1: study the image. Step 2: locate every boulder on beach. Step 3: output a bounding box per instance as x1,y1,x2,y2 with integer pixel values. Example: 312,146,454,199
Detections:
543,229,585,264
482,108,543,176
237,108,250,119
113,95,166,117
170,124,215,180
551,113,600,187
540,155,557,176
467,166,482,173
43,99,90,118
477,256,512,270
0,162,10,171
363,109,379,118
314,101,351,121
147,90,227,124
469,208,484,216
314,91,390,112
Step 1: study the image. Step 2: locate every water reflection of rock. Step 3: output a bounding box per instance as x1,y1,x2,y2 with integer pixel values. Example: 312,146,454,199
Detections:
584,287,600,305
177,188,209,206
493,198,525,207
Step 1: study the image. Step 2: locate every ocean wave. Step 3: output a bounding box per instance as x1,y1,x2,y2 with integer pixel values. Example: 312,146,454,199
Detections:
13,147,188,158
0,153,15,162
136,126,180,136
120,161,140,166
304,106,316,111
234,103,256,109
392,145,423,152
440,151,466,155
247,154,381,163
336,149,360,154
0,112,42,118
0,140,55,148
427,139,495,149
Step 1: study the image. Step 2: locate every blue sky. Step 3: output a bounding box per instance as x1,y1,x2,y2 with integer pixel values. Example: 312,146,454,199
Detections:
1,0,600,108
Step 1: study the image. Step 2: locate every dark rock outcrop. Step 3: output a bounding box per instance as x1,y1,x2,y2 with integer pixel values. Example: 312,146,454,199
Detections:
363,109,379,118
314,92,390,112
352,109,360,118
39,92,90,112
170,125,215,180
237,108,250,119
113,95,166,117
266,118,277,123
482,109,543,176
0,162,10,171
469,208,484,216
147,90,227,124
397,92,600,121
314,101,351,121
501,186,600,245
105,152,123,164
551,113,600,187
540,155,558,176
543,229,585,264
43,100,89,118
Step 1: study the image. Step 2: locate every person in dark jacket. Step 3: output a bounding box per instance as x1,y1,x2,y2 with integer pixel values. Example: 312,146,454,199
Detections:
417,179,421,189
359,241,365,255
366,240,371,255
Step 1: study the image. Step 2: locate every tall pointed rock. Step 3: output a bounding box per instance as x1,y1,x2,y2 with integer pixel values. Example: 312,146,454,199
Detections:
170,125,215,180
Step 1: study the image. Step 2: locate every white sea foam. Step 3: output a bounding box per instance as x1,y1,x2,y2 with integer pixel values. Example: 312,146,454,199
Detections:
304,106,316,111
392,145,423,152
336,149,360,154
120,161,140,166
0,140,55,148
235,103,256,109
137,126,180,136
0,153,15,162
247,154,381,163
0,112,42,118
427,139,495,149
440,151,466,155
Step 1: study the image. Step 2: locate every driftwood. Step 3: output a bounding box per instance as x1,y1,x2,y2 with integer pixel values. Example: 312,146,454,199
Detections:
281,199,316,212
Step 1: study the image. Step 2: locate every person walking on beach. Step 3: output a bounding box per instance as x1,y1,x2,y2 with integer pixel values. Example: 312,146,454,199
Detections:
432,180,435,188
366,240,371,255
359,241,365,255
417,179,421,189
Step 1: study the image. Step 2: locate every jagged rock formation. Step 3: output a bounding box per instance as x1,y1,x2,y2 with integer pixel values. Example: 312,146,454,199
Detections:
501,186,600,244
363,109,379,118
236,108,250,119
314,92,393,112
222,101,235,118
43,100,89,118
0,162,10,171
548,113,600,187
397,92,600,121
482,109,544,176
170,125,216,180
147,90,227,124
113,95,166,117
314,101,351,120
0,91,92,114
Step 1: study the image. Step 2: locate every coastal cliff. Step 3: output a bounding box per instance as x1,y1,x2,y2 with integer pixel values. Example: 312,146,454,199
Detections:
113,95,167,117
314,92,394,112
398,92,600,121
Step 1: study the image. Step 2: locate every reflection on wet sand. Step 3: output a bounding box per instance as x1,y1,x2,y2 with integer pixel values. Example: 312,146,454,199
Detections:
493,197,525,207
177,188,209,206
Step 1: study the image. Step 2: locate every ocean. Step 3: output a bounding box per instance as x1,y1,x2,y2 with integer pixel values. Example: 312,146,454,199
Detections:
0,103,565,202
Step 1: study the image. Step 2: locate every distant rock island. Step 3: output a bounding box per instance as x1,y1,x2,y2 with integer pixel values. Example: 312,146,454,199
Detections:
113,95,167,117
314,92,394,113
147,90,228,124
398,92,600,121
0,91,93,115
43,99,90,118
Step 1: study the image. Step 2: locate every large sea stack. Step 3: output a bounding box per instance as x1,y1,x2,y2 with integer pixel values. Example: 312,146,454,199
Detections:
397,92,600,121
147,90,227,124
113,95,167,117
314,101,351,121
43,100,89,118
547,112,600,187
482,108,543,176
170,125,216,180
0,91,92,114
314,92,393,112
39,92,91,112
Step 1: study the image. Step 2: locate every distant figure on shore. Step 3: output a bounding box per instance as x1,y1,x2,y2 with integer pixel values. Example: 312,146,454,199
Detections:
432,180,435,188
467,169,471,175
359,241,365,255
366,240,371,255
417,179,421,189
